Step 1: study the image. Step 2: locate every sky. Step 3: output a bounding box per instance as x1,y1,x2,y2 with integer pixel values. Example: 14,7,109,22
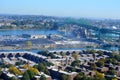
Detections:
0,0,120,19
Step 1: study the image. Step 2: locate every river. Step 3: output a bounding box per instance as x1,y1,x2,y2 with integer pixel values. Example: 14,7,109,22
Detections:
0,29,62,36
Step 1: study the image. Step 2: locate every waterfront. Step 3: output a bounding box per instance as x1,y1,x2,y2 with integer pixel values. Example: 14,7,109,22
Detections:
0,29,62,36
0,29,119,53
0,47,118,54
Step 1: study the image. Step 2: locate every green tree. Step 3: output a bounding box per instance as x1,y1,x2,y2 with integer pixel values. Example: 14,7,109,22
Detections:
34,62,50,75
112,78,118,80
37,51,48,56
114,54,120,62
48,53,56,58
81,76,89,80
26,41,32,49
96,61,104,67
96,71,105,79
72,53,79,60
60,52,66,57
74,73,83,80
29,67,39,75
15,62,21,66
9,66,21,75
97,50,104,56
105,58,117,65
8,77,16,80
71,60,80,67
27,70,34,79
38,63,45,72
61,74,68,80
96,58,105,67
107,69,115,75
40,75,46,80
22,71,30,80
71,67,76,72
44,68,50,75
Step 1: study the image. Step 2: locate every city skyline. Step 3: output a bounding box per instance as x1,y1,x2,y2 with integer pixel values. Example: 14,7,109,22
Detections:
0,0,120,19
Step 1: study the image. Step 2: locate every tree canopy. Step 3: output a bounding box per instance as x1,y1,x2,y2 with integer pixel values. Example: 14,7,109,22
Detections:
40,75,46,80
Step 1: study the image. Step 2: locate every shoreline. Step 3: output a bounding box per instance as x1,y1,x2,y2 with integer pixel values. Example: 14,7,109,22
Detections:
0,29,57,30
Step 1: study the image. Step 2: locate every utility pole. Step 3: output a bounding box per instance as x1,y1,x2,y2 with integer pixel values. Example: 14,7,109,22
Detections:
118,33,120,54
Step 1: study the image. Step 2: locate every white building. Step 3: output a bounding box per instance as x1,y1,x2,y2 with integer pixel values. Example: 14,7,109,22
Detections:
31,34,47,39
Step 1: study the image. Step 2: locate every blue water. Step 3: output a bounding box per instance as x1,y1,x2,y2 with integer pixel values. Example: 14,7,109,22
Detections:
0,47,118,53
0,30,119,52
0,30,62,36
0,49,39,53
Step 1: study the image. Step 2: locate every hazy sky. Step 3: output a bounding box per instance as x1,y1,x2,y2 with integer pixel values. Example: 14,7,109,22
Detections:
0,0,120,19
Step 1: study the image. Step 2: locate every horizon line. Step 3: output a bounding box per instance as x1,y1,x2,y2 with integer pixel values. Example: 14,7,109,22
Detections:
0,13,120,20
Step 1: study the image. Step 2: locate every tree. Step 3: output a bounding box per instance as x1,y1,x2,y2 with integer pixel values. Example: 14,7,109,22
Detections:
96,58,105,67
74,73,83,80
23,64,29,69
61,74,68,80
37,63,45,72
60,52,66,57
27,70,34,79
114,54,120,62
68,75,72,80
86,49,96,60
90,63,97,70
26,41,32,49
34,62,50,75
71,67,76,72
48,53,56,58
86,49,96,54
44,68,50,75
9,66,21,75
8,77,17,80
97,50,104,56
72,53,78,60
37,51,48,56
15,62,23,66
112,78,118,80
107,69,115,75
40,75,46,80
22,71,30,80
81,76,89,80
96,61,104,67
71,60,80,67
96,71,105,79
29,67,39,75
105,58,117,65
